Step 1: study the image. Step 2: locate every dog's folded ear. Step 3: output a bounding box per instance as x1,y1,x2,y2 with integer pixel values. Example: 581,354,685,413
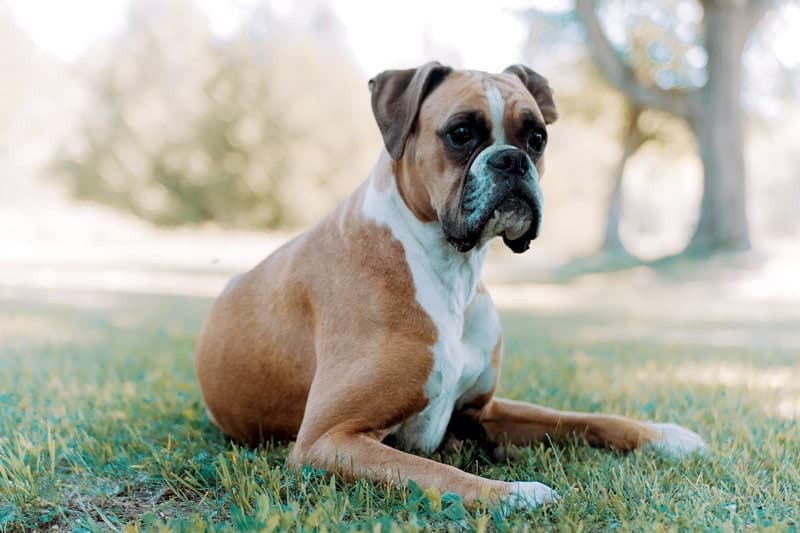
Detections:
503,64,558,125
369,61,452,160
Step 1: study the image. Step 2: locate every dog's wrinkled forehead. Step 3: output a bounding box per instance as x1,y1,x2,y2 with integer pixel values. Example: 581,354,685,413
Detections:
418,70,546,137
368,63,557,161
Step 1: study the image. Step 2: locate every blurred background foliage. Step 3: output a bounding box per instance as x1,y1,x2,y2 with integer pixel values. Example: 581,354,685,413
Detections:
0,0,798,260
51,0,376,229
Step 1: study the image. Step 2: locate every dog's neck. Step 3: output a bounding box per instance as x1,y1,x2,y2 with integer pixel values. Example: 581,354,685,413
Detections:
362,154,489,315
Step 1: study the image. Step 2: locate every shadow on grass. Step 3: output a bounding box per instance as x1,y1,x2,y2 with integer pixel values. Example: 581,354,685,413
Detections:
549,248,766,284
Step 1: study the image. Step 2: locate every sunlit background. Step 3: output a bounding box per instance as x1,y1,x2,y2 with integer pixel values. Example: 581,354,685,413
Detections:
1,0,798,311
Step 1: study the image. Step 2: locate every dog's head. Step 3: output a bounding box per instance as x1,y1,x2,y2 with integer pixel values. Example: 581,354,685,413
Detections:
369,62,557,253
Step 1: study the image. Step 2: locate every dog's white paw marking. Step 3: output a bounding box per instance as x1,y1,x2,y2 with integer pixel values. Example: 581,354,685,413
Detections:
503,481,559,510
646,422,707,458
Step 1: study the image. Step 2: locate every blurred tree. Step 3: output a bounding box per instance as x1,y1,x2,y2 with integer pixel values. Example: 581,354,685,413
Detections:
520,8,692,259
601,104,644,254
576,0,775,255
54,0,375,229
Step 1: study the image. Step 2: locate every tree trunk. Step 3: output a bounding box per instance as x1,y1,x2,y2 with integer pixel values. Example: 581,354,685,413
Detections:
685,0,752,253
600,105,644,255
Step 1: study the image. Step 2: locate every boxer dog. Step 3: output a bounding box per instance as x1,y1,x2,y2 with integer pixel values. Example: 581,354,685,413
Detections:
195,62,706,509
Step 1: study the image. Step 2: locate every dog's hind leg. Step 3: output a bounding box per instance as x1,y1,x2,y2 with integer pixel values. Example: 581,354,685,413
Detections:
460,397,706,459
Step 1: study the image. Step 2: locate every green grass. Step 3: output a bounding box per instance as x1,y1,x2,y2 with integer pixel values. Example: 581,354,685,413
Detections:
1,287,798,531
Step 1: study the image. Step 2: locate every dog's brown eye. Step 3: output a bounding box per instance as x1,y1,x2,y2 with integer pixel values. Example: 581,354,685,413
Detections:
447,126,473,148
527,129,546,153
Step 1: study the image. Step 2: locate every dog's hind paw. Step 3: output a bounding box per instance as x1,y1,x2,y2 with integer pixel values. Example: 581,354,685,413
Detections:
645,422,707,458
503,481,559,510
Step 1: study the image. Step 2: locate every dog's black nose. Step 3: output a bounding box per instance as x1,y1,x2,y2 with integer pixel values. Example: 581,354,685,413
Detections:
487,148,529,177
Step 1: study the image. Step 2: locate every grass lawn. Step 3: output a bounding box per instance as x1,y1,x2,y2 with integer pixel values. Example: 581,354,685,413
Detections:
1,284,798,531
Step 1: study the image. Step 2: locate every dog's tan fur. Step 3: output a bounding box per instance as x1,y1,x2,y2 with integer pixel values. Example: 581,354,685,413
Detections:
195,63,701,507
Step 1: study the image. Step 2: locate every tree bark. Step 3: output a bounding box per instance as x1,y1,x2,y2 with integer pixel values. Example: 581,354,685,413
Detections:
600,105,644,254
685,0,752,253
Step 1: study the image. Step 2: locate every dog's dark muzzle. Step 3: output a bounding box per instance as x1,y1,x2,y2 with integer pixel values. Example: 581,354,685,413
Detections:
445,166,542,254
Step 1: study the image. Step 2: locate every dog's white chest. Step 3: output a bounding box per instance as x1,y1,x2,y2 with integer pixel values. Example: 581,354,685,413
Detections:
392,291,501,454
362,177,501,454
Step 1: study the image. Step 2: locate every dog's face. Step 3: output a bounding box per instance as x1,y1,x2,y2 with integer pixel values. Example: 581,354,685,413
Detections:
369,62,558,253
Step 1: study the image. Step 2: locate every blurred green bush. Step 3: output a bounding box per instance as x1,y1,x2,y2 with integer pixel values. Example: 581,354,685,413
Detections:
53,0,378,229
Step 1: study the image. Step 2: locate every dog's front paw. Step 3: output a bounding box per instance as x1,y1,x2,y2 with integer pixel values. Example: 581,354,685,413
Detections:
503,481,559,510
645,422,707,458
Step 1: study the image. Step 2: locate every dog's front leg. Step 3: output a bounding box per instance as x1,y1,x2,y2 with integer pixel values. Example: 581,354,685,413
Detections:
464,397,706,458
288,428,557,509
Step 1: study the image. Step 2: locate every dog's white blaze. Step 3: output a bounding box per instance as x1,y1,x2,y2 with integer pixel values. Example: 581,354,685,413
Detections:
486,83,506,145
461,85,507,228
362,172,500,454
463,83,542,244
